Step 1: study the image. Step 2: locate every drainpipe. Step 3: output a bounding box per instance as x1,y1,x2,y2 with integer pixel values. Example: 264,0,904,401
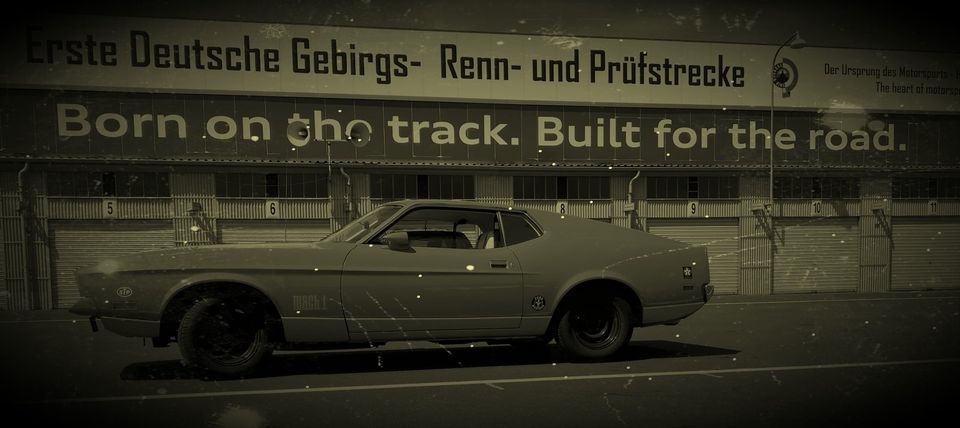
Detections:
17,161,34,309
625,170,641,229
326,141,334,228
339,167,353,221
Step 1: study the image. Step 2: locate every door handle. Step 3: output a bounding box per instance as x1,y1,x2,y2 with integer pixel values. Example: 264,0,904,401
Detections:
490,260,509,269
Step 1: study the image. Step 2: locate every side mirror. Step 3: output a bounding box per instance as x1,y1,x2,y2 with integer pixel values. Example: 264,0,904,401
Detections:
381,231,410,251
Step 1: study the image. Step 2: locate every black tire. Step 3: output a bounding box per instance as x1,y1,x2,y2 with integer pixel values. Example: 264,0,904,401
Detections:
555,295,633,360
178,296,273,375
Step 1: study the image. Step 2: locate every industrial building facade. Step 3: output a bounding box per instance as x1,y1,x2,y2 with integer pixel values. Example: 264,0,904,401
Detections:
1,15,958,310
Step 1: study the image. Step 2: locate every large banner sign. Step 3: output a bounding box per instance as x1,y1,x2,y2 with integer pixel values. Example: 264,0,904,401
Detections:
1,90,957,167
1,15,958,113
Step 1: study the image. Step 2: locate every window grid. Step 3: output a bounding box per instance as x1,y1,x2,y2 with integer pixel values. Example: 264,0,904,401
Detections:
773,177,860,199
46,171,171,197
646,176,738,199
892,177,960,199
370,174,475,200
513,176,610,199
215,173,329,198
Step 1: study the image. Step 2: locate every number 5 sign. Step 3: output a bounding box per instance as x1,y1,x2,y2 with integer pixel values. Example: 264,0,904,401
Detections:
102,198,117,219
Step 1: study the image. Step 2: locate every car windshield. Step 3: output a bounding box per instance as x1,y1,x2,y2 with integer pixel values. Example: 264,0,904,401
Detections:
322,205,401,243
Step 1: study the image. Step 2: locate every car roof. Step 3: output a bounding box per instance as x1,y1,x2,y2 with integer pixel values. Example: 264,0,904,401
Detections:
379,199,631,237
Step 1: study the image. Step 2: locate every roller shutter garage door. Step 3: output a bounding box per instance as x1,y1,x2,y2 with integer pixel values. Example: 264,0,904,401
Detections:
50,221,173,309
0,225,6,309
773,217,859,293
892,217,960,291
219,219,332,244
648,218,740,295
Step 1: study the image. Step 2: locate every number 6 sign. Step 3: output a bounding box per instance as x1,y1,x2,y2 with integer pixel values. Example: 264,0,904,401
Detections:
266,200,279,218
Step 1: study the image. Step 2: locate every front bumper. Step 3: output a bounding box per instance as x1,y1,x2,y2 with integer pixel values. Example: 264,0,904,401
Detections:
100,317,161,337
69,298,161,337
68,297,97,317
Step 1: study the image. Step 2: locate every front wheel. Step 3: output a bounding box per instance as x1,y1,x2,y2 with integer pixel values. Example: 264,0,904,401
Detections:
556,295,633,360
178,297,273,375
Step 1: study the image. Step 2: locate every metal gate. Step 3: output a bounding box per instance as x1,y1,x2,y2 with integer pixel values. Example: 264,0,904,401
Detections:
891,217,960,291
0,222,6,309
218,219,332,244
773,217,859,293
647,218,740,295
50,221,173,309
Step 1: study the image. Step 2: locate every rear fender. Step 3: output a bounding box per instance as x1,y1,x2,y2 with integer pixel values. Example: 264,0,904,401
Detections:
550,270,645,314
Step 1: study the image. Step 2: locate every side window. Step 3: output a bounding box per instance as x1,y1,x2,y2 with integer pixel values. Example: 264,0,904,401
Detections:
501,212,541,246
377,208,500,249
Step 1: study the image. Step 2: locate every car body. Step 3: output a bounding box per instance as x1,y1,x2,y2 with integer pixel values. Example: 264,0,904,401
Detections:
70,199,712,374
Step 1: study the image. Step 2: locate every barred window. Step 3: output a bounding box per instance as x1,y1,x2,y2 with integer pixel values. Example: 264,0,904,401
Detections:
370,174,475,200
47,171,170,197
647,176,738,199
513,176,609,200
892,177,960,199
773,177,860,199
215,173,329,198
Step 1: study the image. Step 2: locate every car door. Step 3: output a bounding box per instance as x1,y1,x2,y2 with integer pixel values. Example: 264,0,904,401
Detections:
340,208,523,334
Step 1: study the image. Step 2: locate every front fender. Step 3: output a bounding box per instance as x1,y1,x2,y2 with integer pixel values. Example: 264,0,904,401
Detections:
159,272,276,314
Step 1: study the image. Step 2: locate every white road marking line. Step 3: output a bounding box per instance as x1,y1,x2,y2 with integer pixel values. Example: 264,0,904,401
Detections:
706,296,960,306
485,383,505,391
3,295,957,324
25,357,960,404
0,319,85,324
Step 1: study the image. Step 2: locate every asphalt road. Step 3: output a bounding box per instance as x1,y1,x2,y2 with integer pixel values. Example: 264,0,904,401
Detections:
2,291,958,428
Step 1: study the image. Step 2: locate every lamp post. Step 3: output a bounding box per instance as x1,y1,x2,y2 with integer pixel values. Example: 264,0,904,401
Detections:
770,31,806,292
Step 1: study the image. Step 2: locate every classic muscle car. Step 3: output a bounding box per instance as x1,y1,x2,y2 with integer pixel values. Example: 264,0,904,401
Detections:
70,199,713,375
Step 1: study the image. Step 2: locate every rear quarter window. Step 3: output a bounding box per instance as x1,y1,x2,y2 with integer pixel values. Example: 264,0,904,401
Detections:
501,212,541,246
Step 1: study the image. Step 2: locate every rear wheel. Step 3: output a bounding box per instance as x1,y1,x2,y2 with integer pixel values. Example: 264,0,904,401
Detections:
556,295,633,360
178,297,273,375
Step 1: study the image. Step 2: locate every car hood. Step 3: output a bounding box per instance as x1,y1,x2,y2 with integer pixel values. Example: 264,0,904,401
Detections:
77,241,354,276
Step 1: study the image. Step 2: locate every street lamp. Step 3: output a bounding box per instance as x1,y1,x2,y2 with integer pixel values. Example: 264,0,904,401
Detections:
769,31,805,291
770,31,806,213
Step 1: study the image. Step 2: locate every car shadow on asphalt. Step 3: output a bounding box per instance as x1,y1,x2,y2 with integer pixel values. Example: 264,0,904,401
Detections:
119,340,739,381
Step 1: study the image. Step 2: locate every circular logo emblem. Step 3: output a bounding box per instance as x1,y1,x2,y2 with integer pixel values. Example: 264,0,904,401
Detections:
772,57,799,95
115,287,133,298
531,295,545,311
